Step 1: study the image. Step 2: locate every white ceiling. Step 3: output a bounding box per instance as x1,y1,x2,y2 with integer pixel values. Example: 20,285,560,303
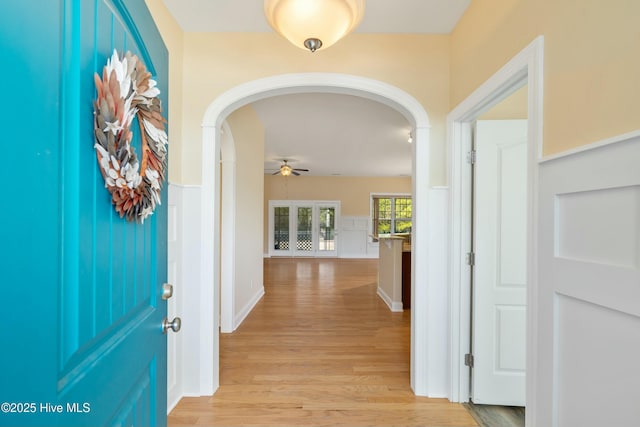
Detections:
163,0,470,34
255,93,413,176
162,0,471,176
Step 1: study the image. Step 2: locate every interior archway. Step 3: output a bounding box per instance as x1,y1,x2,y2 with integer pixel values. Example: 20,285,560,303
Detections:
196,73,438,396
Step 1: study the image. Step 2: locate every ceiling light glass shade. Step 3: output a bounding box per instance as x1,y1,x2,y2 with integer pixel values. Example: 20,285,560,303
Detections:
264,0,365,52
281,164,293,176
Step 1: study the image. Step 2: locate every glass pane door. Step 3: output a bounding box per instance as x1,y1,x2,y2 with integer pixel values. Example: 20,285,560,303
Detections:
296,207,313,253
273,206,290,252
268,200,340,257
318,207,336,252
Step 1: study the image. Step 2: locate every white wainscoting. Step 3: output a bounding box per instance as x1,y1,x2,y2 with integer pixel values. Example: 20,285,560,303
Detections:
425,187,449,397
167,185,181,412
537,131,640,426
340,216,378,258
377,237,404,312
167,183,205,406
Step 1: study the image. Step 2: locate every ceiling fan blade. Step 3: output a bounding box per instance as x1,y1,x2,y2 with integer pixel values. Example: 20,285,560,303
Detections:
292,171,300,176
272,171,281,175
293,168,309,172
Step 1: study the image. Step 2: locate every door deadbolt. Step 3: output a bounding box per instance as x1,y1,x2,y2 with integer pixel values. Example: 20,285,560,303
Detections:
162,283,174,300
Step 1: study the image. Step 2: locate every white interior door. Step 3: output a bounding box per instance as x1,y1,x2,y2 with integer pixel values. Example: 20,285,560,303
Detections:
472,119,528,406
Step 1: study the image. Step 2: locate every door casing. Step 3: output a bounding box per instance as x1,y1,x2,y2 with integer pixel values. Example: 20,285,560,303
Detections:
447,36,543,427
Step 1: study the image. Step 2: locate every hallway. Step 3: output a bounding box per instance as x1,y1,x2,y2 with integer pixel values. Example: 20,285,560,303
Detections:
168,258,477,426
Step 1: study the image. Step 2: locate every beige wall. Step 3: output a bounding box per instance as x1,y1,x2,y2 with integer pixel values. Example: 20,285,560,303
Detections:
265,175,411,216
180,32,450,186
145,0,184,183
479,85,528,120
225,105,265,312
264,175,411,253
451,0,640,156
147,0,639,179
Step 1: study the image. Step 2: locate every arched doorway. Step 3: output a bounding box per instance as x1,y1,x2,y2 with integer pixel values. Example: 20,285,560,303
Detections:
194,73,439,396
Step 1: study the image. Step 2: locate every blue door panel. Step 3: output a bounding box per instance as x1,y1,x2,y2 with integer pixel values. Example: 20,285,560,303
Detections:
1,0,63,408
1,0,168,426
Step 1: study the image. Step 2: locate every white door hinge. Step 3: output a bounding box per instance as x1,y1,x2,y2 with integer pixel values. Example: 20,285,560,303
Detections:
466,252,475,266
465,353,474,368
467,150,477,164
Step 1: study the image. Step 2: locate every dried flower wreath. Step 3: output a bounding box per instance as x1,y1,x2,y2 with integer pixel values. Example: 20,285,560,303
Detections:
93,50,167,223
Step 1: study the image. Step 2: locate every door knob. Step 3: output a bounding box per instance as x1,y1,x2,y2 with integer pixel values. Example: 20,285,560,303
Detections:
162,283,174,300
162,317,181,333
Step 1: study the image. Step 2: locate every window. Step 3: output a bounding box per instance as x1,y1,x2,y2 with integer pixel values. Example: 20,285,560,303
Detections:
371,195,412,240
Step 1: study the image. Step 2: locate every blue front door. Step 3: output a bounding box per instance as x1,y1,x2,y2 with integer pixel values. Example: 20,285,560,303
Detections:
0,1,169,426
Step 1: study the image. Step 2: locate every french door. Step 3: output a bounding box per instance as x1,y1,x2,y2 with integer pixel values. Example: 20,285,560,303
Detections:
269,201,339,257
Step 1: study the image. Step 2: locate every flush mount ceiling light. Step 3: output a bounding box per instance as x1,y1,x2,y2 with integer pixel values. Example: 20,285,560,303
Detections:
264,0,365,53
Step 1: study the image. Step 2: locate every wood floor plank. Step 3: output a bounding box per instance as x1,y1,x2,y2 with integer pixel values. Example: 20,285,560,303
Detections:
168,258,478,427
462,403,525,427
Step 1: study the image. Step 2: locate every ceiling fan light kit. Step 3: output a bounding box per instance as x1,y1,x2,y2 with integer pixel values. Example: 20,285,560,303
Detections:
280,164,293,176
272,160,309,176
264,0,366,52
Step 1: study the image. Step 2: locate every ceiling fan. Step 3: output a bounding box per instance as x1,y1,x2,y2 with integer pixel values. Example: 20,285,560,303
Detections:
272,160,309,176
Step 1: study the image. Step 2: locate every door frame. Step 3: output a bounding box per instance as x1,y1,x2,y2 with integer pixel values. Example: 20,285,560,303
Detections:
199,73,435,397
447,36,543,425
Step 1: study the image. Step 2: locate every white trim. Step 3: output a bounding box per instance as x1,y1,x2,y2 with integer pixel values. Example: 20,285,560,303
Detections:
167,184,183,414
410,124,431,396
220,121,236,333
203,73,430,129
196,72,433,397
377,287,404,312
447,36,543,427
539,129,640,164
339,254,379,259
234,287,265,328
167,182,203,189
199,126,218,395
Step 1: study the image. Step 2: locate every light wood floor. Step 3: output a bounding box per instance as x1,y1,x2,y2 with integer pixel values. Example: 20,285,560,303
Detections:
168,258,478,427
463,403,525,427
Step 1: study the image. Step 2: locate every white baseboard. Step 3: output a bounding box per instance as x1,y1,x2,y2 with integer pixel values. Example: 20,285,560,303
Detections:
340,253,378,259
377,287,403,312
167,394,181,415
233,287,265,330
